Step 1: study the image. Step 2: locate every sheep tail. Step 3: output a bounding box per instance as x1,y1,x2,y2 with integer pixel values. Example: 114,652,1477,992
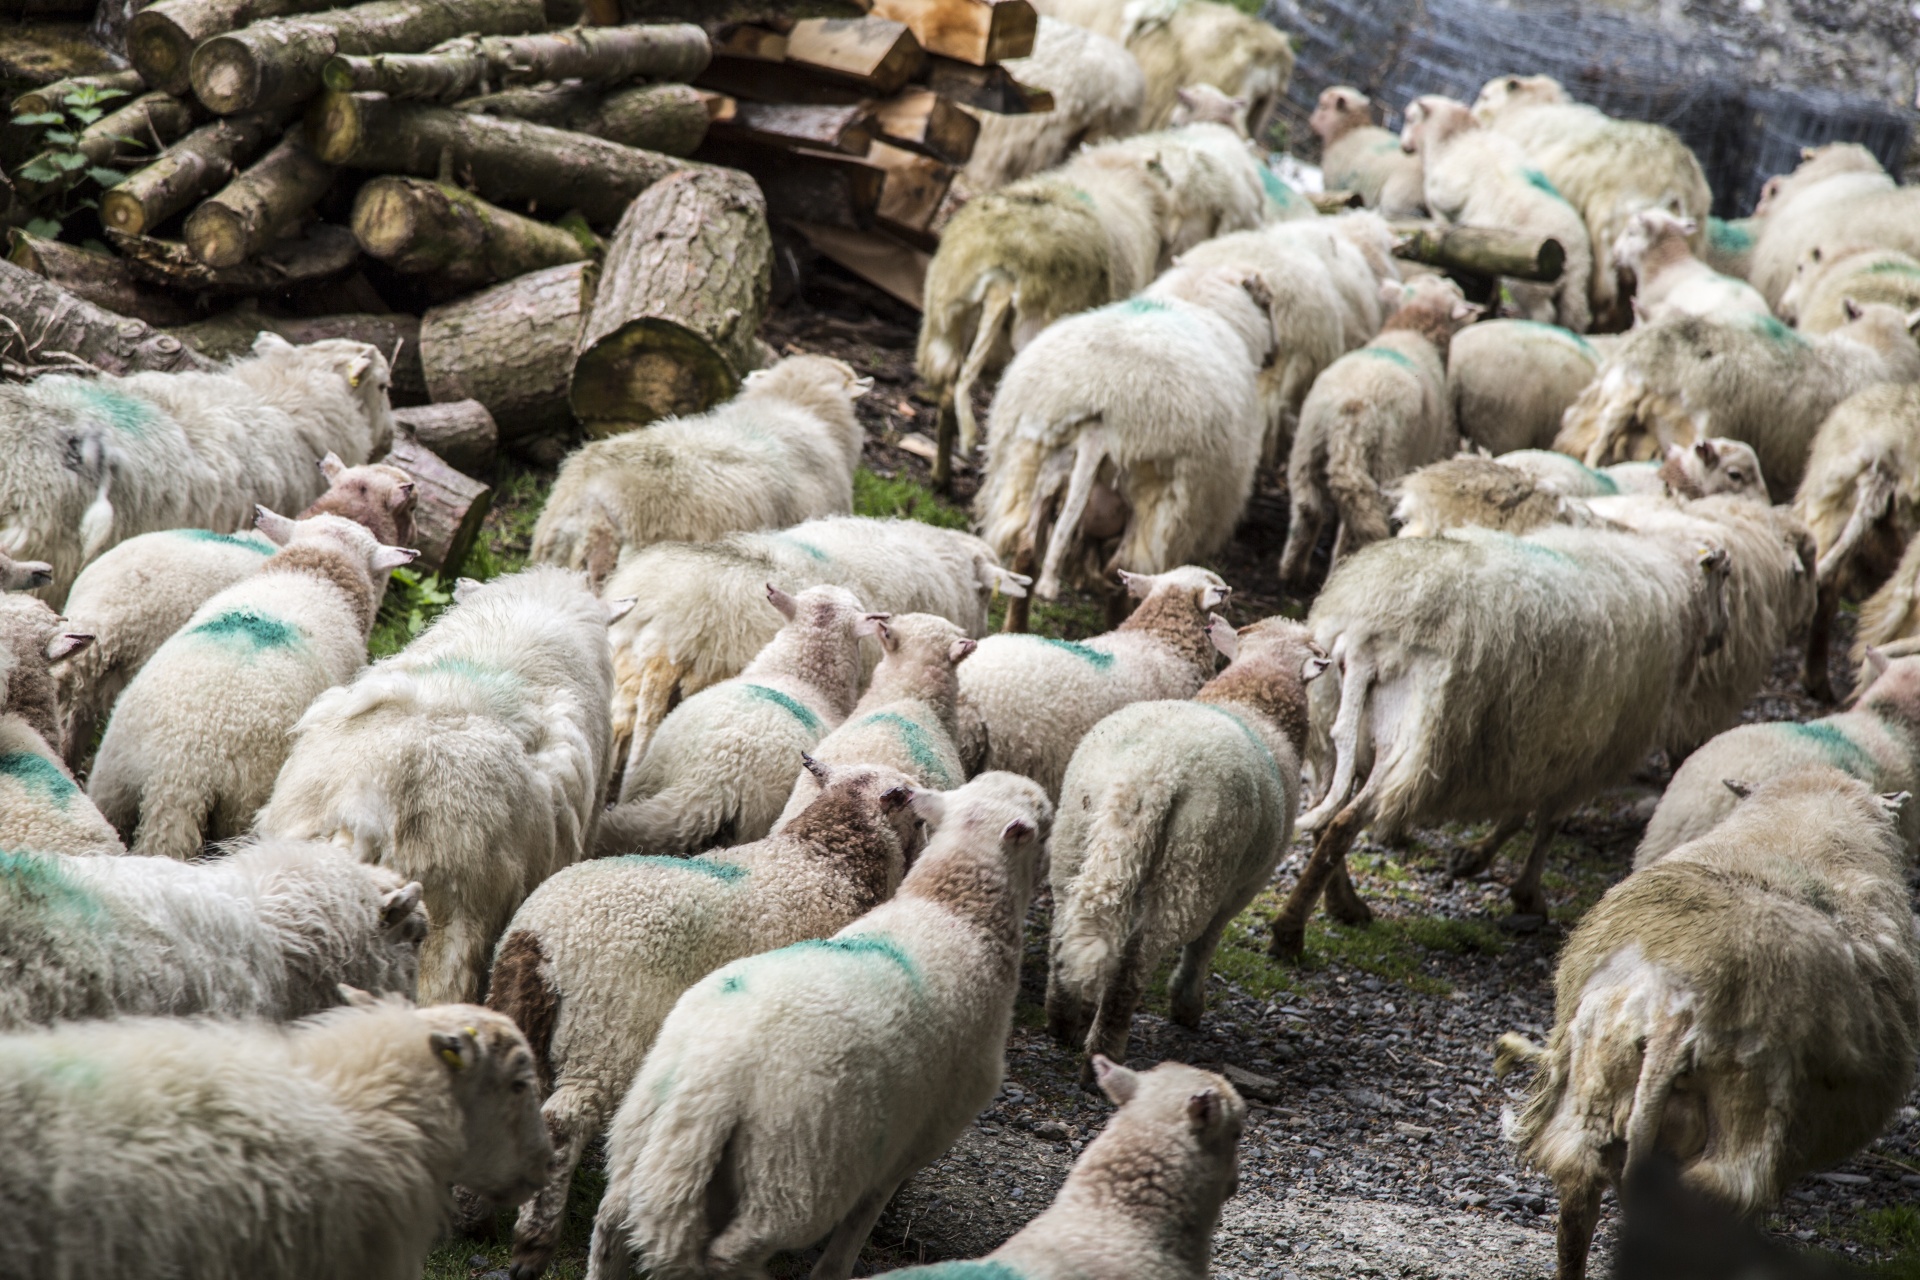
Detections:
1033,424,1109,600
954,275,1014,455
1817,462,1896,586
1298,650,1374,832
1623,1001,1695,1174
594,782,727,858
1324,406,1392,549
74,433,115,563
128,785,210,861
1493,1031,1547,1079
1055,775,1177,998
612,1060,748,1279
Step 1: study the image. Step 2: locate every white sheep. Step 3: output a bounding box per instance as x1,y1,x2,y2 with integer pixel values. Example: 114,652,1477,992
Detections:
1779,243,1920,334
0,550,52,591
774,612,974,827
1611,208,1769,326
601,516,1023,774
530,356,871,588
0,711,123,856
958,566,1228,799
2,996,551,1280
1448,321,1600,455
973,264,1270,599
257,566,620,1005
487,759,927,1280
587,771,1052,1280
1309,85,1424,217
1496,767,1920,1280
0,593,92,766
1856,536,1920,682
0,333,395,599
1746,143,1920,309
1047,616,1325,1069
0,838,427,1028
597,584,875,856
1279,274,1479,586
1185,212,1399,352
1401,94,1592,333
1096,121,1294,253
1497,438,1765,503
88,510,415,860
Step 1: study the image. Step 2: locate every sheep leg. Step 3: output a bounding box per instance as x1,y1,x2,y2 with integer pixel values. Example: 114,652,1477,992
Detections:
1448,815,1525,879
1507,815,1561,918
1278,487,1325,591
1270,801,1368,959
1044,969,1090,1047
1082,936,1147,1080
1552,1176,1604,1280
449,1184,499,1236
1816,464,1896,586
586,1194,635,1280
419,915,490,1005
1804,581,1838,703
1034,427,1109,600
1323,859,1373,927
808,1183,898,1280
512,1110,591,1280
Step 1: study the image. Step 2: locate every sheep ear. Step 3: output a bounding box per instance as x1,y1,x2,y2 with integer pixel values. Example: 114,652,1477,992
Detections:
1379,279,1404,309
1092,1055,1139,1104
1697,546,1729,574
1842,296,1864,322
1880,790,1911,817
988,565,1031,598
1693,438,1719,466
767,583,798,620
949,637,978,664
371,545,419,571
879,785,914,812
850,375,875,398
1722,778,1752,800
45,631,93,662
1906,307,1920,337
605,596,637,624
345,352,374,389
319,452,346,481
1866,645,1892,680
801,752,832,784
430,1028,478,1073
1239,272,1274,314
1001,817,1036,845
856,613,895,647
252,331,293,354
1187,1088,1225,1130
1200,581,1231,609
390,481,415,511
1303,654,1332,683
909,788,946,831
1207,614,1238,659
1177,86,1198,107
1118,569,1153,599
452,577,483,604
1677,216,1698,236
1451,301,1483,322
337,983,382,1009
379,881,423,929
255,506,296,545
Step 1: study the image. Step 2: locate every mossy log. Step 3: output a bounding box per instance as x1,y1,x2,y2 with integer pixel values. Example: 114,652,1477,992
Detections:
392,397,495,472
322,23,707,98
128,0,336,95
100,109,286,237
16,91,197,199
11,69,145,116
454,80,708,154
183,133,334,267
419,259,594,438
350,175,588,287
570,166,769,430
106,221,358,291
0,257,215,375
7,228,193,325
1390,221,1565,283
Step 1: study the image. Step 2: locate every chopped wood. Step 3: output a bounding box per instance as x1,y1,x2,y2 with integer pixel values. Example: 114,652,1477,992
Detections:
392,397,496,472
870,0,1033,65
1390,221,1566,283
418,259,595,439
867,138,950,247
7,229,194,326
704,138,881,230
714,24,786,61
870,86,975,162
350,175,590,287
183,134,334,268
0,23,122,98
918,55,1048,113
16,91,198,200
785,17,923,95
711,101,874,154
0,257,215,376
11,69,144,116
128,0,337,95
571,165,770,430
695,54,867,106
105,221,359,292
696,88,735,120
322,22,710,100
793,220,926,309
451,80,710,154
101,109,287,238
384,435,491,572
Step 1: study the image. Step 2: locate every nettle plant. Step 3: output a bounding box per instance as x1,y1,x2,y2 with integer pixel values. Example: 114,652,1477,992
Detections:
11,82,133,239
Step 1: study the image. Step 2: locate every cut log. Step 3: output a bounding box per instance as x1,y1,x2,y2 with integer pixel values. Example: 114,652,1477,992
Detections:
128,0,337,95
189,0,544,116
307,92,692,227
870,86,975,162
793,220,926,310
106,221,358,292
695,54,867,106
711,101,873,154
183,134,333,268
1390,222,1565,283
919,55,1046,113
392,397,495,472
350,175,589,287
452,80,596,125
570,166,769,430
714,24,785,60
383,435,491,572
7,228,194,325
419,259,594,439
16,91,198,199
0,23,121,104
586,82,708,153
321,23,709,100
101,109,286,237
320,42,487,100
867,139,949,249
703,138,880,231
11,69,144,116
0,258,215,375
785,17,922,95
869,0,1033,65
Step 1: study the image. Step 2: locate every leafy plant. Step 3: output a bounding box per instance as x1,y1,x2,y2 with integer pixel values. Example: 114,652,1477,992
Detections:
369,565,455,658
10,82,132,239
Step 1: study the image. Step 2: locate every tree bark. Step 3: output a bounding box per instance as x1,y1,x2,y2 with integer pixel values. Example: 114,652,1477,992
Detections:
307,92,693,226
1390,222,1566,283
452,80,597,125
323,24,708,100
350,175,589,287
183,133,334,268
869,0,1033,65
383,435,491,572
16,91,198,200
0,258,215,375
11,69,144,116
419,259,594,439
392,397,495,472
452,80,709,154
7,228,194,325
189,0,544,115
128,0,337,95
106,221,358,292
570,166,769,430
711,101,873,154
100,109,286,237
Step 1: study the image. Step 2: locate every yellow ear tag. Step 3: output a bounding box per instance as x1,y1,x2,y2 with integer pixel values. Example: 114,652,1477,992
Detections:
440,1047,466,1069
349,373,363,388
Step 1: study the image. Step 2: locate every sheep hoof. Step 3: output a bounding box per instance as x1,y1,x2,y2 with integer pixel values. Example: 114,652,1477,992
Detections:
1507,888,1550,920
1267,920,1306,960
1326,891,1373,928
1169,992,1203,1029
1447,846,1496,879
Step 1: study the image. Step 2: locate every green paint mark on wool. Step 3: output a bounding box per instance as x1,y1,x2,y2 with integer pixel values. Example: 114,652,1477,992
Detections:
72,382,154,435
1356,346,1417,371
1744,313,1807,347
888,1262,1027,1279
1787,721,1874,776
860,712,956,787
1037,637,1114,669
1260,166,1300,208
720,974,745,994
174,529,272,553
1707,217,1752,252
1509,319,1597,357
612,854,748,884
1068,187,1095,207
1522,168,1569,204
1120,296,1170,315
422,656,519,688
744,684,822,733
0,752,77,810
784,934,921,990
776,535,830,563
1194,704,1280,783
187,609,302,652
1863,260,1920,278
0,849,100,919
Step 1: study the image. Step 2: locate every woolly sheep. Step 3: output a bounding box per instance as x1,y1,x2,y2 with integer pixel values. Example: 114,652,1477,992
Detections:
1185,212,1399,353
1778,243,1920,335
1401,94,1592,332
1279,523,1728,948
1497,438,1766,503
489,760,927,1280
975,264,1270,599
1047,616,1324,1069
88,511,415,860
1095,121,1297,250
880,1057,1246,1280
0,838,427,1028
1746,143,1920,309
601,517,1022,772
1555,303,1920,500
258,566,620,1005
0,333,395,599
530,356,870,588
2,996,550,1280
0,593,92,755
1496,767,1920,1280
1856,534,1920,682
1391,456,1607,540
1612,208,1769,326
1310,85,1424,217
0,711,123,856
958,566,1228,798
597,585,875,856
587,772,1052,1280
774,612,974,828
0,550,52,591
1279,274,1479,587
1448,321,1600,455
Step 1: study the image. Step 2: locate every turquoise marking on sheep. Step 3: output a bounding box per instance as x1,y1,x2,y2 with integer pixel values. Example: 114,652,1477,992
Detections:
1509,319,1598,358
187,609,302,652
889,1263,1026,1279
777,535,830,563
174,529,273,553
1744,313,1807,347
1565,461,1621,494
0,849,101,920
860,712,956,787
73,383,154,436
1522,168,1569,204
1863,260,1920,278
1,752,77,810
423,656,520,688
1069,187,1095,207
720,974,745,994
1788,721,1874,776
1356,346,1417,371
1036,637,1114,669
1120,296,1171,315
613,854,748,884
786,934,921,990
1194,704,1280,783
1260,167,1301,209
1707,217,1752,252
744,684,822,733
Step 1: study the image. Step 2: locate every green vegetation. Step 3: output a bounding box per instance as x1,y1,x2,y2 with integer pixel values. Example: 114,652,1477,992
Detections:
425,1164,604,1280
853,466,970,529
10,82,132,241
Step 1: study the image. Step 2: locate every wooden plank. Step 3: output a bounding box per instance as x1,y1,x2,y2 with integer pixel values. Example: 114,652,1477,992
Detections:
918,55,1048,114
794,220,927,309
867,139,950,249
871,86,976,163
695,53,867,105
784,17,923,95
695,88,737,122
711,101,874,155
870,0,1033,65
384,436,492,574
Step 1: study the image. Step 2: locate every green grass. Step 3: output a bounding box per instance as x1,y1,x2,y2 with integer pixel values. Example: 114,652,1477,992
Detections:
425,1164,605,1279
853,466,971,529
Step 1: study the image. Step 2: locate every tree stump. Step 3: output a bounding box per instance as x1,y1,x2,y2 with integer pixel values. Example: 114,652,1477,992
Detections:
102,110,288,238
350,176,590,288
183,134,334,268
0,258,215,376
569,166,770,431
392,398,496,473
419,259,594,439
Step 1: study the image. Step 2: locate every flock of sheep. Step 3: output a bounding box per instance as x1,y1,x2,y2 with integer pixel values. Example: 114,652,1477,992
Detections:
4,0,1920,1276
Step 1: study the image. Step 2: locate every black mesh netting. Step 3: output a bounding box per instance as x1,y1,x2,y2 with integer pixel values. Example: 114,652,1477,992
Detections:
1259,0,1915,216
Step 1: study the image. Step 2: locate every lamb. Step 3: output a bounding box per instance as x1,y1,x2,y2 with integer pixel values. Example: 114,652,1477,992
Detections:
1447,320,1599,455
1310,85,1424,217
1471,73,1712,328
0,333,396,599
487,759,928,1280
1554,303,1920,500
1778,243,1920,335
1611,208,1769,326
587,771,1053,1280
1047,616,1324,1069
601,516,1022,772
1496,767,1920,1280
1497,438,1766,503
1746,143,1920,308
257,566,620,1005
1401,94,1592,333
88,510,415,860
2,996,552,1280
530,356,870,588
597,585,875,856
1278,522,1728,949
774,612,974,828
974,264,1271,600
0,550,52,591
0,837,428,1028
958,566,1228,798
1279,274,1479,588
878,1058,1246,1280
0,592,92,751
